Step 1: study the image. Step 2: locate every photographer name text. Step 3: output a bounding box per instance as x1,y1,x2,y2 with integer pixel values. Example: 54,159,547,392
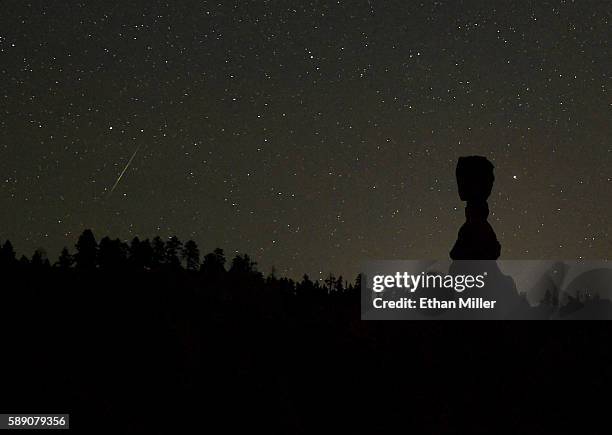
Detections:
370,272,496,310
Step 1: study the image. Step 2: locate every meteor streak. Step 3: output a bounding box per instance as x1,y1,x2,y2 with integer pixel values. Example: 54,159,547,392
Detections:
109,145,141,195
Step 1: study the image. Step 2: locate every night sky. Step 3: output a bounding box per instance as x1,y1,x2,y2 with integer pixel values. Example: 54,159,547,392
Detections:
1,1,610,280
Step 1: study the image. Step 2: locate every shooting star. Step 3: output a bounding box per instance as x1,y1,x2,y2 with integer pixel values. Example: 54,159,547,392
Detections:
108,144,142,196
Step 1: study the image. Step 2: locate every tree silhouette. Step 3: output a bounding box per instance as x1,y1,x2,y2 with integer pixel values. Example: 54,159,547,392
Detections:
98,237,128,270
0,240,17,268
296,274,315,298
18,254,29,268
354,273,362,290
56,247,74,269
165,236,183,268
229,253,257,276
325,273,336,292
182,240,200,271
334,275,345,293
129,237,153,270
152,236,166,267
74,229,98,269
201,248,226,280
228,253,263,288
31,248,50,269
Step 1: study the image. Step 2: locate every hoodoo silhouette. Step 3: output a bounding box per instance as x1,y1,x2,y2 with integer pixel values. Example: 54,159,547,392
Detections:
450,156,501,260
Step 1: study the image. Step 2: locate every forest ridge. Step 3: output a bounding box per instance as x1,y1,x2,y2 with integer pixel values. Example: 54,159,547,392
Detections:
0,229,360,294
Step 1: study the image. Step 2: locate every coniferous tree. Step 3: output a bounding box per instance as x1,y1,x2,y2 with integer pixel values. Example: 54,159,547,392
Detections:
354,274,362,290
165,236,182,268
182,240,200,271
266,266,278,284
334,275,345,293
151,236,166,268
297,274,315,297
18,254,29,268
128,237,141,268
98,237,113,270
0,240,17,268
228,253,263,286
56,247,74,269
201,248,226,279
31,248,50,269
324,273,336,292
129,237,153,270
74,229,98,269
98,237,128,270
229,253,256,276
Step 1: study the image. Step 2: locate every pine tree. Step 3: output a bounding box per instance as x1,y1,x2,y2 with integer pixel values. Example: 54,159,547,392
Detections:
32,249,50,268
129,237,153,269
165,236,182,268
151,236,166,267
0,240,17,267
334,275,344,293
56,247,74,269
182,240,200,271
201,248,226,278
74,229,97,269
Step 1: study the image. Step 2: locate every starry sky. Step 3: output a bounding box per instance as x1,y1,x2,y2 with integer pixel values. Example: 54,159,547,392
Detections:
1,1,610,280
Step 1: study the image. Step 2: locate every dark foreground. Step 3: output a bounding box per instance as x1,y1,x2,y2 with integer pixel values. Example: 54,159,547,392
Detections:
1,266,611,434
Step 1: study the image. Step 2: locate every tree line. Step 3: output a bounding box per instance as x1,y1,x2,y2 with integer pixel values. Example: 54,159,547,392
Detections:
0,229,359,296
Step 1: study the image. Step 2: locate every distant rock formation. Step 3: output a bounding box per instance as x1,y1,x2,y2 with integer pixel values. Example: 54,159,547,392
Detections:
450,156,501,260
